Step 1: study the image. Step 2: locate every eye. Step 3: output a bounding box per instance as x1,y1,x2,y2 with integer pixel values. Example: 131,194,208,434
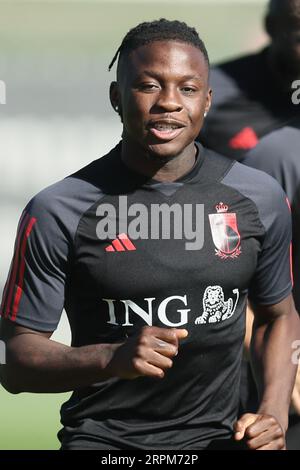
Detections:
181,86,197,95
138,83,160,92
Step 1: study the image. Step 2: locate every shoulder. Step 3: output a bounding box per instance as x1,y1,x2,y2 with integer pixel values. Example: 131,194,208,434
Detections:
26,172,100,221
201,145,281,198
24,148,120,240
222,161,289,224
26,143,122,218
223,159,286,199
21,178,93,245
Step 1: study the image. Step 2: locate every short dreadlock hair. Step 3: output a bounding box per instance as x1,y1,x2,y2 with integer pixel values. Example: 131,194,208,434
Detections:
268,0,300,17
108,18,209,76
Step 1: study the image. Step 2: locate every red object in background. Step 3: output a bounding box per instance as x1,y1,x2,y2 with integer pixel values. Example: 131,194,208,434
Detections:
229,127,259,150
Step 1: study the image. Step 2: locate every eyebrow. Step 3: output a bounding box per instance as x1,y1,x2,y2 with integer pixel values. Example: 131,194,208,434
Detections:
140,71,205,81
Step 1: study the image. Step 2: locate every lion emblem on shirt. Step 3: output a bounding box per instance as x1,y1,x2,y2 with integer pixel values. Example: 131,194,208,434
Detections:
195,286,239,324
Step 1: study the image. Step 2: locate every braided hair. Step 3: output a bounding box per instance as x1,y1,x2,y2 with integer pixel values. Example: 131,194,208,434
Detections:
108,18,209,75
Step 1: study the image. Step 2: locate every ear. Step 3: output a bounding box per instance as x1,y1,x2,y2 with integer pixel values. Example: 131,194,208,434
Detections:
205,87,212,116
109,81,123,122
109,81,120,112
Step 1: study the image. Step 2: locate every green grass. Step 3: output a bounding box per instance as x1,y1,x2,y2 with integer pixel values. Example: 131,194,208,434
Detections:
0,388,70,449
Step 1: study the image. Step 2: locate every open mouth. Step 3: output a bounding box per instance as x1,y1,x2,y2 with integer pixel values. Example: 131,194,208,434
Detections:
148,120,186,141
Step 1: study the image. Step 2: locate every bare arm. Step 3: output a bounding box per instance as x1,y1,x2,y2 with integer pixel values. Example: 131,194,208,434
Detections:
244,301,300,414
251,295,299,426
0,319,187,394
243,303,254,360
234,294,300,449
0,319,120,393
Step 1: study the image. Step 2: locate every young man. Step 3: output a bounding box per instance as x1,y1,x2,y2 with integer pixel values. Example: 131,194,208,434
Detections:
0,19,299,451
243,118,300,312
199,0,300,160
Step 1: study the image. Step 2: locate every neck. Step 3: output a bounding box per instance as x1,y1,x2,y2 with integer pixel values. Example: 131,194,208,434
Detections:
120,137,197,183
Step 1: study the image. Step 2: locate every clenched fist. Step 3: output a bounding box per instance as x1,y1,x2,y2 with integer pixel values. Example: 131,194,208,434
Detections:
106,326,188,380
234,413,286,450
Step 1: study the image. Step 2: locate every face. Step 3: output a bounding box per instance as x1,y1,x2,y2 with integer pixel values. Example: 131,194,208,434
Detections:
110,40,211,160
267,2,300,73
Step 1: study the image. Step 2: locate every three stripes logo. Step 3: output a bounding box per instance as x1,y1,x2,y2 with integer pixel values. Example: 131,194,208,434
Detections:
105,233,136,252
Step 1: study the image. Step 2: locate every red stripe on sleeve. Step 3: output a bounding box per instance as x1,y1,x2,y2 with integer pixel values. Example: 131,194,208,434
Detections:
10,217,37,322
3,212,30,318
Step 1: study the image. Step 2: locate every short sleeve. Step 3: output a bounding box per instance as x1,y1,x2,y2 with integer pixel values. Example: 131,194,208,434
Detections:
248,186,293,305
0,194,71,332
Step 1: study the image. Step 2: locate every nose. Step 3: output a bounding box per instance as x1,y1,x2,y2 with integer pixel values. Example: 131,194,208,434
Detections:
154,86,183,113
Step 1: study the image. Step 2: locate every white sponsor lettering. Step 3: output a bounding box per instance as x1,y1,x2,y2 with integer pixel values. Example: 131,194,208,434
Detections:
102,289,239,327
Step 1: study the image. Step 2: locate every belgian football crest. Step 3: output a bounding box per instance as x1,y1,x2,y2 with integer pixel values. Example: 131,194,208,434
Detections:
209,202,241,259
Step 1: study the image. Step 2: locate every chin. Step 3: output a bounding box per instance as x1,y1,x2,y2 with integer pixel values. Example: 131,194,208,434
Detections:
147,149,181,163
146,142,188,162
146,152,177,163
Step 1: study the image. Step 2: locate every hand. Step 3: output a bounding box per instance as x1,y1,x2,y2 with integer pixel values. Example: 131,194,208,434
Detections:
234,413,286,450
290,364,300,415
105,326,188,380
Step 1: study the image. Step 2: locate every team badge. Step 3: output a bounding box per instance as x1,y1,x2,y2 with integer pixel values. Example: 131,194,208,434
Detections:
209,202,241,259
195,286,239,324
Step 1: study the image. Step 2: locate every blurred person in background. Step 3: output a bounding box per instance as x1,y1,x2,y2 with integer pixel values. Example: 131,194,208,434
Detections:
242,117,300,449
199,0,300,160
198,0,300,449
0,19,299,451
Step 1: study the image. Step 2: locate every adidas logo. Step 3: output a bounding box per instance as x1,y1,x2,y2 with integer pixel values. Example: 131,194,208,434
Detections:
105,233,136,252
